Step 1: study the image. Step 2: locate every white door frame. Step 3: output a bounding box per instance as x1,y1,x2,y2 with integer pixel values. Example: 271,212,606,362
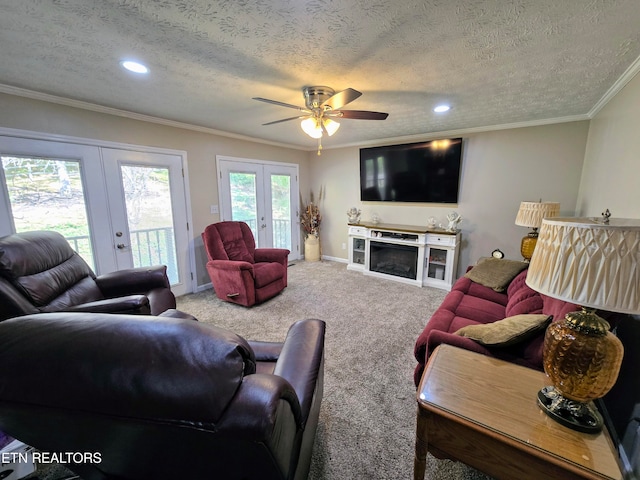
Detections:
101,148,192,296
0,127,196,295
216,155,300,260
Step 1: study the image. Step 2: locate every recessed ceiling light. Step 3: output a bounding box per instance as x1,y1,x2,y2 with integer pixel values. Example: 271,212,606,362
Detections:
433,104,451,113
121,60,149,74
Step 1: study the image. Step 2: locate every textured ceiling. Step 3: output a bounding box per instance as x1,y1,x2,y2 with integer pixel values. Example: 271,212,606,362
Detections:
1,0,639,151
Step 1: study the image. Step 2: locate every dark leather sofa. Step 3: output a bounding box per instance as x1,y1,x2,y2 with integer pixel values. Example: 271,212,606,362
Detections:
0,311,325,480
0,230,176,320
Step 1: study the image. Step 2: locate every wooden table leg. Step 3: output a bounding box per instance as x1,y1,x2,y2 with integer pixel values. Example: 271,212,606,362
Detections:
414,405,429,480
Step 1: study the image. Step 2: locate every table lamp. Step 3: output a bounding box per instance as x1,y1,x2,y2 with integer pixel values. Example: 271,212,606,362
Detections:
515,201,560,261
526,214,640,433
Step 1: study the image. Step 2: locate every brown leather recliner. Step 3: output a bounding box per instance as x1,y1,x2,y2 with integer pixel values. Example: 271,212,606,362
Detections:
0,311,325,480
0,230,176,320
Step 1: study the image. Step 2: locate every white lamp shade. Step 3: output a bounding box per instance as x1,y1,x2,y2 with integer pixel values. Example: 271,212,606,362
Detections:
526,217,640,314
301,117,341,138
515,201,560,228
323,118,340,136
301,117,323,139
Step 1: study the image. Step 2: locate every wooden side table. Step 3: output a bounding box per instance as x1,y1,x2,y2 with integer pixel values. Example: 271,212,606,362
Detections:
414,345,622,480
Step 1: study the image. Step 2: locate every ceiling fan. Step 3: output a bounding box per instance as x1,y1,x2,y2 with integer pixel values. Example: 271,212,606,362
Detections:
253,86,389,155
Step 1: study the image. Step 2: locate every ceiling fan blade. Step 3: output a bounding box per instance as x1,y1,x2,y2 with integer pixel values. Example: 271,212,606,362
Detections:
335,110,389,120
322,88,362,110
262,115,307,126
253,97,309,112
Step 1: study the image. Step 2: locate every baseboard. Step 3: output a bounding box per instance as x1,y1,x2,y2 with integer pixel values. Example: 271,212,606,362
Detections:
195,282,213,293
192,257,347,293
322,255,348,263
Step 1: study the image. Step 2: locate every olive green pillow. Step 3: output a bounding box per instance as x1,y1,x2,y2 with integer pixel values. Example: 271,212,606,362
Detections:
455,314,552,347
464,257,528,292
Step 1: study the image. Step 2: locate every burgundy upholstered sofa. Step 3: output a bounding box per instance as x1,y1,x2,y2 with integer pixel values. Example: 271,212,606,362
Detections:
414,265,579,386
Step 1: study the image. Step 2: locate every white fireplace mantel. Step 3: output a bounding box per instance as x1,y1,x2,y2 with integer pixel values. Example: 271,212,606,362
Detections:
346,223,461,290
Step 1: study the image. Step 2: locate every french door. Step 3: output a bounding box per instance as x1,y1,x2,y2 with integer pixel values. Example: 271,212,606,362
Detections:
101,148,191,295
0,136,191,296
217,156,299,261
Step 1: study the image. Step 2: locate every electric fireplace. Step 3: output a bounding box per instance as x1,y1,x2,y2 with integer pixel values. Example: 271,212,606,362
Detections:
369,241,419,280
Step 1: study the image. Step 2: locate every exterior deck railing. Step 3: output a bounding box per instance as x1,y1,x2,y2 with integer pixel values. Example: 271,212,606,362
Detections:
65,220,290,285
66,226,178,284
243,218,291,250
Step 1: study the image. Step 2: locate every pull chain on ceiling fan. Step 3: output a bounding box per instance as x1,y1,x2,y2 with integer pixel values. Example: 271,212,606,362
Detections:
253,86,389,155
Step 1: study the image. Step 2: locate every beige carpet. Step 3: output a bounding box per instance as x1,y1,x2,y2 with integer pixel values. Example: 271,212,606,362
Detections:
177,260,494,480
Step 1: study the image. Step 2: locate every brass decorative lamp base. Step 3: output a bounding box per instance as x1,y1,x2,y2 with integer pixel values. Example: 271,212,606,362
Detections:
515,201,560,262
537,386,603,433
520,229,538,262
526,216,640,435
539,308,623,433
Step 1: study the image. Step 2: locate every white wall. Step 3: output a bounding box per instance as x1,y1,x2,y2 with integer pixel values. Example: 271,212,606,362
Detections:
309,122,589,275
577,72,640,218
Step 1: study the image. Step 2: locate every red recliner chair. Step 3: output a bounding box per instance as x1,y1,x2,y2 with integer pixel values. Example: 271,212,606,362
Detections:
202,221,290,307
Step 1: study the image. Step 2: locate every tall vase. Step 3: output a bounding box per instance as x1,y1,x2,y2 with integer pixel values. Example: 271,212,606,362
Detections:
304,234,320,262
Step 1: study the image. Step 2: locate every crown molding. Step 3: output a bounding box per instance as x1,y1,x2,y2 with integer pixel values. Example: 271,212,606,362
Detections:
333,114,590,151
0,82,609,154
588,53,640,118
0,84,307,151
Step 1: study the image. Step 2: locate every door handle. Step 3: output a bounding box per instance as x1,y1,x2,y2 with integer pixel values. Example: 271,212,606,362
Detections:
261,224,267,229
116,243,128,249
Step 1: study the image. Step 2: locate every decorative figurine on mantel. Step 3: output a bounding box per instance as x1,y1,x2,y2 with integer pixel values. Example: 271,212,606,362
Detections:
347,207,361,224
442,211,462,232
371,213,381,225
426,216,437,229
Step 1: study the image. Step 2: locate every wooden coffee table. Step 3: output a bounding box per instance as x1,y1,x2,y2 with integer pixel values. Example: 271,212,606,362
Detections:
414,344,622,480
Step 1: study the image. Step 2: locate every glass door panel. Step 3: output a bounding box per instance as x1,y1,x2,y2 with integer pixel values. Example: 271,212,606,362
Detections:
101,148,190,296
120,165,179,284
352,237,366,266
426,247,448,280
229,171,259,244
0,138,192,296
218,157,299,260
0,155,95,269
270,173,291,250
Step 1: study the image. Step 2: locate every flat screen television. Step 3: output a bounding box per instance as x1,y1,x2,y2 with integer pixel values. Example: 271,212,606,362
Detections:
359,138,463,203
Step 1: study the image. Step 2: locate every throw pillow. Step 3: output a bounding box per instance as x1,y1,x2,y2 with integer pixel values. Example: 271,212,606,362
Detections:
464,258,528,292
455,314,552,347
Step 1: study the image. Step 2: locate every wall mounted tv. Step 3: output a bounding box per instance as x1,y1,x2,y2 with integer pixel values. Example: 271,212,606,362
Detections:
359,138,463,203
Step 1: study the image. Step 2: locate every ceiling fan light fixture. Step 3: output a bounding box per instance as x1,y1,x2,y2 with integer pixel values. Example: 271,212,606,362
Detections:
323,118,340,136
256,86,386,149
301,117,323,139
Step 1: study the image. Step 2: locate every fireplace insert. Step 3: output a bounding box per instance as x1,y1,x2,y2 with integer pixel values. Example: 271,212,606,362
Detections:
369,241,418,280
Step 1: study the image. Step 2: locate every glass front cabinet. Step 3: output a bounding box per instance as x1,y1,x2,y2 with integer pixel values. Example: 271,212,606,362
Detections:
347,226,367,271
423,232,461,290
